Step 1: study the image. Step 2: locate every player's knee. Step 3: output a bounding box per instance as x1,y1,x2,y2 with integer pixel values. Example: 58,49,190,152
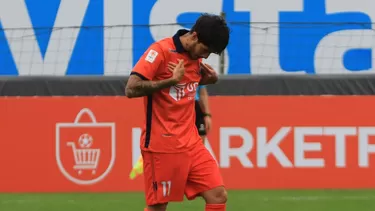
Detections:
215,187,228,204
202,186,228,204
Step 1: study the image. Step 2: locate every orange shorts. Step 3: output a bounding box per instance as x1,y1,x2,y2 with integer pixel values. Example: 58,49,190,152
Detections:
142,143,224,206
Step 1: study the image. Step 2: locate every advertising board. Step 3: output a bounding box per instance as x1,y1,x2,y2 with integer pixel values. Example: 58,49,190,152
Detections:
0,96,374,192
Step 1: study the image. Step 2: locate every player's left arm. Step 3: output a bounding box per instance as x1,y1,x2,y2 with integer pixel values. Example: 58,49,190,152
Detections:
198,86,212,133
199,63,218,85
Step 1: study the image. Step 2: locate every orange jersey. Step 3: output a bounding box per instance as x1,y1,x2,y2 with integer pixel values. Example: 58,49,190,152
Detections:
131,29,202,153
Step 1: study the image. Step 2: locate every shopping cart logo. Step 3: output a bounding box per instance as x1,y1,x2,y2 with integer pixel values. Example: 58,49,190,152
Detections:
55,108,116,185
67,133,100,175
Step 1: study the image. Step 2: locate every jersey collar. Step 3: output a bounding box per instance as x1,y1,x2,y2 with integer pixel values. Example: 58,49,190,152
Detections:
173,29,189,53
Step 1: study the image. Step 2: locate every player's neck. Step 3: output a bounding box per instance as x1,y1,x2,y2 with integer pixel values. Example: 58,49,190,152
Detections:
179,35,189,51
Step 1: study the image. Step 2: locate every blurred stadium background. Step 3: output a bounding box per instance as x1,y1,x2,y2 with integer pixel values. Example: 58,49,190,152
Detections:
1,0,375,210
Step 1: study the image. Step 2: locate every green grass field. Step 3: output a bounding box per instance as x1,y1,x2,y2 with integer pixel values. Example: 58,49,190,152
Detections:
1,190,374,211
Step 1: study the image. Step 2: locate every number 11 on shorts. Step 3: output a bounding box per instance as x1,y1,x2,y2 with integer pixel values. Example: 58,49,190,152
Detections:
161,181,171,197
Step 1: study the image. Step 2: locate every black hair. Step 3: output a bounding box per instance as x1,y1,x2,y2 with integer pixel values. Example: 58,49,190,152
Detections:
190,13,230,54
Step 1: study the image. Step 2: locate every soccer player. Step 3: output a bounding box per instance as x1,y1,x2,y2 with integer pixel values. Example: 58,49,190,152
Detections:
125,13,230,211
195,85,212,142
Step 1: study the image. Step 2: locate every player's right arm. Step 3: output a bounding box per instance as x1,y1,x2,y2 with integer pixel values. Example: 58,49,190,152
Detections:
125,75,176,98
125,44,185,98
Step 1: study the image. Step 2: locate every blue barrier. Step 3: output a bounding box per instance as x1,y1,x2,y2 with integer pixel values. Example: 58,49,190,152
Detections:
0,0,373,76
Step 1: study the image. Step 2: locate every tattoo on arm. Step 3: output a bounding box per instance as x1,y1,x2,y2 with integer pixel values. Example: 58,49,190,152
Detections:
125,75,175,98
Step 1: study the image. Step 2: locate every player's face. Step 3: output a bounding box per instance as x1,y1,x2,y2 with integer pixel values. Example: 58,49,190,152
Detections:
189,42,211,60
187,33,211,60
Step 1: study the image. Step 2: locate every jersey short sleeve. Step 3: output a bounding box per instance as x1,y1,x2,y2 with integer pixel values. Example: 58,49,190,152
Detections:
131,43,164,80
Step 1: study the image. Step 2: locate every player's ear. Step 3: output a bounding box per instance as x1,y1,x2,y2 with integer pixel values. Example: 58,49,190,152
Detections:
191,31,199,42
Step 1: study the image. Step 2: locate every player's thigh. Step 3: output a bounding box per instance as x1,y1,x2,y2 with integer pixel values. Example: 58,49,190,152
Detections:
184,144,224,200
142,151,189,205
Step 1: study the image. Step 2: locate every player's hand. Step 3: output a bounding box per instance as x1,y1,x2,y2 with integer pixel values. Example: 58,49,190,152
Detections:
200,62,218,84
168,60,185,84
